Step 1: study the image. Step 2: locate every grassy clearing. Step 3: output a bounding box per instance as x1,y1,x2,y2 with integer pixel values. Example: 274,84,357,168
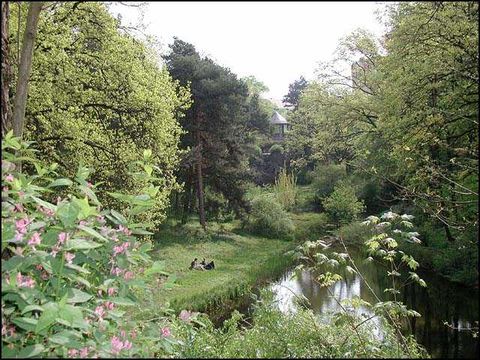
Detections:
135,218,296,321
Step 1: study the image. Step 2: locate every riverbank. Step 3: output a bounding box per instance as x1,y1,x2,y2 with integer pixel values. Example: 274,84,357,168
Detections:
136,219,297,320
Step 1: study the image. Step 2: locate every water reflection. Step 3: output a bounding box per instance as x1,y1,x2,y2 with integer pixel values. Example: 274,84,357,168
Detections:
268,248,479,359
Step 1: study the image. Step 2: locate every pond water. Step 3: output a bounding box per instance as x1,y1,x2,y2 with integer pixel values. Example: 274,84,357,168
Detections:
266,246,479,359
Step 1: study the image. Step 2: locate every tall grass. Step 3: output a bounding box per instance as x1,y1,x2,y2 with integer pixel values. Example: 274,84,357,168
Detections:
274,168,297,211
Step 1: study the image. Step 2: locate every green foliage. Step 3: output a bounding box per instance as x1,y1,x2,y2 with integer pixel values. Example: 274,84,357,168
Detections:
310,164,347,208
169,289,427,358
245,195,295,239
9,2,189,227
164,38,255,219
291,212,331,241
1,134,172,357
287,2,478,285
268,143,284,154
323,181,364,225
273,168,297,211
204,187,234,222
283,76,309,110
336,221,372,245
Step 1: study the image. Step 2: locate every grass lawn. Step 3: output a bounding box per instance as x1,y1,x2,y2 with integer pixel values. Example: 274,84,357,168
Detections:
135,218,296,321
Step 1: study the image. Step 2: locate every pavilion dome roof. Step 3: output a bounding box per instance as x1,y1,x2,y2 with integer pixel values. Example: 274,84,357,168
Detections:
270,111,288,124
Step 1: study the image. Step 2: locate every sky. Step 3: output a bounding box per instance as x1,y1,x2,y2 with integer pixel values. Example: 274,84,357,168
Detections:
108,1,386,103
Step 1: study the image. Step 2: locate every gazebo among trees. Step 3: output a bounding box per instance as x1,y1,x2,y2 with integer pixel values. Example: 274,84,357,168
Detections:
270,111,290,140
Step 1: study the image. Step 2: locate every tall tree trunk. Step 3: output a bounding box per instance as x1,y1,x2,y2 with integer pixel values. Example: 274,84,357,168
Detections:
1,1,11,136
181,175,192,224
195,113,206,230
12,2,43,139
195,133,206,229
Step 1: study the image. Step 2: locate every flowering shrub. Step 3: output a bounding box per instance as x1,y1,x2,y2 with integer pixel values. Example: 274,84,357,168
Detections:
1,132,168,357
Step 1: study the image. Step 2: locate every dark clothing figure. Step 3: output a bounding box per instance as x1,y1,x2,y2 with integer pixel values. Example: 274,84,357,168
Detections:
189,258,198,270
200,258,206,266
204,261,215,270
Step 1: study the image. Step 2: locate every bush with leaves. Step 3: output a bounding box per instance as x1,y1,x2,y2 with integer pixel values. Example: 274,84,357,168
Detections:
245,195,295,239
310,164,347,208
323,181,364,225
1,133,173,357
273,168,297,211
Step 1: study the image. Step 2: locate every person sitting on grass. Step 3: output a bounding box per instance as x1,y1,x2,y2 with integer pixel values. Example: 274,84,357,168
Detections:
204,260,215,270
200,258,206,266
189,258,198,270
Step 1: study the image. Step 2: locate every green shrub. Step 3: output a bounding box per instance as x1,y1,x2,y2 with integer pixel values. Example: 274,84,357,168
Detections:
170,290,427,358
323,181,364,225
310,164,347,209
269,144,284,154
273,168,297,211
246,195,295,239
204,187,234,222
336,221,371,245
1,133,174,358
293,212,331,240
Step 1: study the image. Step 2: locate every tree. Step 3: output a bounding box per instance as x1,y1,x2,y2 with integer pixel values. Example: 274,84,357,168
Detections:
1,2,11,136
164,38,253,228
8,2,189,225
11,2,43,139
282,76,308,109
375,1,478,237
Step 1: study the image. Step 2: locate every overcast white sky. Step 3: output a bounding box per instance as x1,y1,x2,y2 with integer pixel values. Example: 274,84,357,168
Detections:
108,1,386,102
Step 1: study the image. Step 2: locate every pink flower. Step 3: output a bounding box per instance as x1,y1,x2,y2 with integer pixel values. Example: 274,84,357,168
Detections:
123,271,134,281
118,225,132,236
120,329,126,338
36,264,43,271
14,203,24,213
130,330,137,339
111,336,123,355
58,232,68,245
100,226,110,236
50,245,60,257
28,232,41,247
16,273,35,288
96,215,105,224
123,340,132,350
79,220,88,226
5,174,14,182
1,324,16,337
2,324,16,337
110,267,124,276
65,252,75,264
67,348,78,357
113,245,125,256
107,287,117,296
95,306,105,318
38,206,54,217
79,347,89,357
2,186,8,192
179,310,193,322
15,218,29,234
104,301,115,311
161,327,171,337
14,231,24,242
87,182,93,188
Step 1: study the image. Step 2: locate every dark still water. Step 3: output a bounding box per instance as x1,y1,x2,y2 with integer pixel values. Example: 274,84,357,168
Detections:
267,247,479,359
